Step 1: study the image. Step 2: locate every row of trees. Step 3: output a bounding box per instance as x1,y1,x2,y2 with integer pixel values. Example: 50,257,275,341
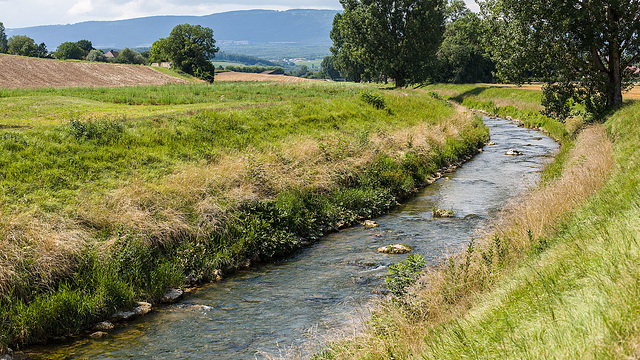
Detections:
0,22,47,58
1,21,219,82
328,0,494,85
329,0,640,119
0,23,147,65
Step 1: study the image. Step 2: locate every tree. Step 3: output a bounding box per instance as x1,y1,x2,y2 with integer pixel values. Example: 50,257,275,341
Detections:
115,48,146,65
436,8,494,83
331,0,446,87
76,39,94,57
7,35,38,57
86,49,107,62
330,13,368,82
481,0,640,119
54,41,84,60
36,42,48,58
0,22,7,54
151,24,219,82
321,56,341,80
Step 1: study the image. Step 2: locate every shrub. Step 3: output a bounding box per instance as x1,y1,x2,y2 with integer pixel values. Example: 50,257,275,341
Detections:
359,90,386,109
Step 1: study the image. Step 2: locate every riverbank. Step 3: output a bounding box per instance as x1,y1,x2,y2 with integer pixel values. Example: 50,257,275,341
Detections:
319,85,640,359
0,83,489,353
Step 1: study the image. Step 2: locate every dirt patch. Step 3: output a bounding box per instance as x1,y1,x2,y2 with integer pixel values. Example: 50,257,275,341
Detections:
215,71,322,83
0,54,190,89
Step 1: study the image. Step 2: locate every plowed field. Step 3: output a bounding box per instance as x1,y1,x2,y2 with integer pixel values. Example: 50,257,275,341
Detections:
214,71,322,83
0,54,190,89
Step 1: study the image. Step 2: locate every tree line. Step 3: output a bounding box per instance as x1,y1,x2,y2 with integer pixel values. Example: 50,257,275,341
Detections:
327,0,640,119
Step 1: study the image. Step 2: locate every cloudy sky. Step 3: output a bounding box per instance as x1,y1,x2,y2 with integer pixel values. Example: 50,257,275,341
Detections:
0,0,480,29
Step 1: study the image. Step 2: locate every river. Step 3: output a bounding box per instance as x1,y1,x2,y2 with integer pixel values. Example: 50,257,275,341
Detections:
26,116,559,359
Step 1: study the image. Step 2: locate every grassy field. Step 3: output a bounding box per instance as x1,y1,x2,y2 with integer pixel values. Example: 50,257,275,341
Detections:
0,82,489,352
318,84,640,359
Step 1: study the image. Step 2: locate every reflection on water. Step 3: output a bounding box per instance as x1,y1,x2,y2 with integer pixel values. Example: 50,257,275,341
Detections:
27,117,558,359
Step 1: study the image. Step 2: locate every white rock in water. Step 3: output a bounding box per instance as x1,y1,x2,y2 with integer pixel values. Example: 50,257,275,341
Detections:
377,244,413,254
363,220,379,228
505,149,524,156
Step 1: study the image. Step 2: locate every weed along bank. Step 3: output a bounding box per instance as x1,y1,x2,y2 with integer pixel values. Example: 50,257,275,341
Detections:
0,83,492,357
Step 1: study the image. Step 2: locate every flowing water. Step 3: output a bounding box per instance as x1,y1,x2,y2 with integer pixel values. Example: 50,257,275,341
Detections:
27,117,558,359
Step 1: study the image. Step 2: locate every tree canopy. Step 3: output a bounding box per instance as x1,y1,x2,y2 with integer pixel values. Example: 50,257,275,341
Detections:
331,0,446,87
0,22,7,54
86,49,106,62
54,41,84,60
151,24,219,82
116,48,146,65
481,0,640,119
435,2,494,83
7,35,39,58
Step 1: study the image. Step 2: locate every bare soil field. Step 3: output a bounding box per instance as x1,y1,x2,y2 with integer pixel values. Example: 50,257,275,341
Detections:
215,71,322,83
0,54,190,89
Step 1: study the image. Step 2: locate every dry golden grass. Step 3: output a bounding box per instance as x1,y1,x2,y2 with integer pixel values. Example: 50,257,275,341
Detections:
70,114,475,250
0,109,480,295
325,124,614,359
0,210,87,297
495,125,613,251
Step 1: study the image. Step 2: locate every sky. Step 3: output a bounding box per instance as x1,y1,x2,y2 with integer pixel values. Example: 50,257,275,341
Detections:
0,0,480,29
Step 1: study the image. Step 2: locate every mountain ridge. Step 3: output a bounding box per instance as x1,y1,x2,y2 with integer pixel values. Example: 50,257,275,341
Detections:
5,9,339,57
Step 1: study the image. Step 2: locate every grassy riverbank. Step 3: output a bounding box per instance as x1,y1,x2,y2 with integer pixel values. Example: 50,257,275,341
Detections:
0,83,489,351
318,84,640,359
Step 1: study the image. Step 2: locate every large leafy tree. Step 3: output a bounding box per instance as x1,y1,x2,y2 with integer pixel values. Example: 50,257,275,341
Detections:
54,41,85,60
436,2,494,83
481,0,640,119
7,35,38,57
0,22,7,54
151,24,219,82
331,0,446,87
116,48,146,65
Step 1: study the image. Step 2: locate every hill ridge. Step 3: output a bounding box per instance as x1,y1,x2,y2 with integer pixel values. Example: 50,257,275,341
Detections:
5,9,339,55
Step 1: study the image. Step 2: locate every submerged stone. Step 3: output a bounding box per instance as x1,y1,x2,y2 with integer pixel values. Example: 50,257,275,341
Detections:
162,288,184,303
93,321,114,331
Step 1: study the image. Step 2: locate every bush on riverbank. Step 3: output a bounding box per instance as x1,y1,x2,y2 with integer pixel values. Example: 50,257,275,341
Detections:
0,83,489,351
318,85,640,359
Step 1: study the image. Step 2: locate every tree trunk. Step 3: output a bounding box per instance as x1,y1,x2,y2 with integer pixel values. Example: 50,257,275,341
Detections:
606,5,624,107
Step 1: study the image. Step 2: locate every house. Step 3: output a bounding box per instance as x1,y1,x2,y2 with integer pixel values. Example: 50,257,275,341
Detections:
105,50,119,59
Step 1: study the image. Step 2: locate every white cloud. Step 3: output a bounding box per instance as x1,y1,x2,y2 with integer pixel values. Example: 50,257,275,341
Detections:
68,0,94,15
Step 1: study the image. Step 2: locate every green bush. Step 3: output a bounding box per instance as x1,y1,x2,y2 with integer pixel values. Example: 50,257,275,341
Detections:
386,254,427,298
359,90,386,109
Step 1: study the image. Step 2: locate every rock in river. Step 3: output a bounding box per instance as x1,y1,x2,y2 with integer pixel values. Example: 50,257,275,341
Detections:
505,149,523,156
363,220,379,228
163,288,184,303
377,244,413,254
